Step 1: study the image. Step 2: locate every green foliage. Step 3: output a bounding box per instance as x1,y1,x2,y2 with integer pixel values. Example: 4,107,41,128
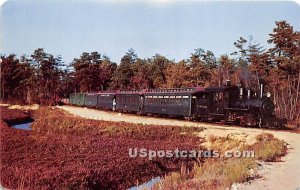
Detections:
110,49,137,89
72,51,116,92
251,133,287,161
187,49,216,87
149,54,170,88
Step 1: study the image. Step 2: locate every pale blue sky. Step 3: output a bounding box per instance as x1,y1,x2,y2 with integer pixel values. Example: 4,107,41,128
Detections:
1,0,300,64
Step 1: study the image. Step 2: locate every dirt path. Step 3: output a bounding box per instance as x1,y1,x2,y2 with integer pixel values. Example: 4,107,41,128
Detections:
58,105,300,190
237,131,300,190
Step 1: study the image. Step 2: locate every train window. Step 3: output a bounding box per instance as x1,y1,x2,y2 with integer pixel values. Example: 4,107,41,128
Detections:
165,98,169,104
198,93,208,99
224,92,229,100
176,96,182,99
183,96,189,99
182,99,189,106
213,92,224,102
146,98,150,104
178,99,182,105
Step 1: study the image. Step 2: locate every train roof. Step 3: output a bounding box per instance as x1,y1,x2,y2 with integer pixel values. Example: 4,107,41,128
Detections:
71,91,116,95
205,86,237,92
142,87,205,95
116,90,141,95
71,85,238,96
97,91,116,94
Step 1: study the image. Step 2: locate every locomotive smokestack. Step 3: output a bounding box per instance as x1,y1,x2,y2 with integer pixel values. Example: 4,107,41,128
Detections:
260,83,264,98
240,87,243,99
238,80,245,99
247,89,251,99
259,79,265,98
225,80,231,86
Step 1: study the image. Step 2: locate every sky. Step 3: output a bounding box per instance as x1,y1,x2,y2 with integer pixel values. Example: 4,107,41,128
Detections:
1,0,300,64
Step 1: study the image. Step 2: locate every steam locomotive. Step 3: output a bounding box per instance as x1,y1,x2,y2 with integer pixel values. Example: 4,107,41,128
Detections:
69,81,275,127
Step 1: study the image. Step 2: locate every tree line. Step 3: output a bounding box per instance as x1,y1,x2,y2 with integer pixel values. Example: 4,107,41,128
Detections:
1,21,299,126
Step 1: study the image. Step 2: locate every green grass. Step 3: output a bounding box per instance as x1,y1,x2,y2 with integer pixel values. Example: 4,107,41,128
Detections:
250,133,287,161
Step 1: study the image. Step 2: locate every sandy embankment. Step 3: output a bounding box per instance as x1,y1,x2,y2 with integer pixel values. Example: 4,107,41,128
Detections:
0,103,39,111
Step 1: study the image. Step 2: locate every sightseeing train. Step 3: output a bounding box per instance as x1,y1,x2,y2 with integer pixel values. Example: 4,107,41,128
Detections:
68,81,275,127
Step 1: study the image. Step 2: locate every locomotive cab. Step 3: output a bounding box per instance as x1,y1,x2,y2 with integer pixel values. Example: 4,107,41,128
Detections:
207,87,235,116
192,86,237,121
191,92,210,119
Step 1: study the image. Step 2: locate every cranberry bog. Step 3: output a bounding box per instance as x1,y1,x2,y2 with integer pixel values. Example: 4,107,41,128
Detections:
0,107,205,189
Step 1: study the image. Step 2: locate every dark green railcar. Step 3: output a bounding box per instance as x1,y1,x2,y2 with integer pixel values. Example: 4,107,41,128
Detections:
143,87,206,117
84,93,98,107
116,91,140,112
69,93,86,106
97,93,115,109
69,93,76,105
143,93,191,116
